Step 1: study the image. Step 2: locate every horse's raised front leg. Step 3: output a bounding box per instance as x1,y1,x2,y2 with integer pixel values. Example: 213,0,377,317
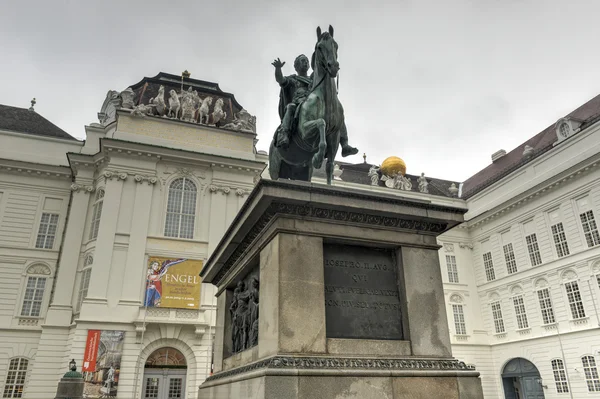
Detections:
302,118,327,169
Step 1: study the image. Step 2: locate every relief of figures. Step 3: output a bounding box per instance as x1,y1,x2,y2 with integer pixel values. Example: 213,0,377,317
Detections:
230,275,259,353
127,84,257,133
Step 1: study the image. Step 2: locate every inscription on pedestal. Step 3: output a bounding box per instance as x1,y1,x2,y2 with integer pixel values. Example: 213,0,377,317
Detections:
323,244,403,339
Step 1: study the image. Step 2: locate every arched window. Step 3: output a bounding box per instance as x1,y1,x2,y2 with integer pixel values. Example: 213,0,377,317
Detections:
2,357,28,398
89,189,104,240
582,355,600,392
77,268,92,312
145,347,187,368
20,264,51,318
164,178,197,239
551,358,569,393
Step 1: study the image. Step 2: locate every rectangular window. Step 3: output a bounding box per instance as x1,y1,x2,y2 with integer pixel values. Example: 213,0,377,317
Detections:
89,190,104,240
551,222,570,257
565,281,586,319
2,358,28,398
20,277,46,317
491,301,505,333
77,269,92,312
512,295,529,329
483,252,495,282
35,213,59,249
525,233,542,266
446,255,459,283
537,288,556,324
580,210,600,248
552,359,569,393
503,243,518,274
452,304,466,335
582,356,600,392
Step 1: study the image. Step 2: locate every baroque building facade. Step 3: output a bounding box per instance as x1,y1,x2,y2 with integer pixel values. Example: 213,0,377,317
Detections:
0,73,266,399
437,95,600,399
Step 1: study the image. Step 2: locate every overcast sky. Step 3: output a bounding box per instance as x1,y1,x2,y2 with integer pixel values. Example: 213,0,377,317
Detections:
1,0,599,181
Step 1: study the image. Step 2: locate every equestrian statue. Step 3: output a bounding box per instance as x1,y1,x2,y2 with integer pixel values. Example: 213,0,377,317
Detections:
268,25,358,185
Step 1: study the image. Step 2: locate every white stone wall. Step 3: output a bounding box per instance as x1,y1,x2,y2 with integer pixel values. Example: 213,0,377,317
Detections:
439,119,600,398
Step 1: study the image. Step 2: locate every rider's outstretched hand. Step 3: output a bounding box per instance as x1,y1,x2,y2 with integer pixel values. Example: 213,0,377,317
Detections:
272,58,285,69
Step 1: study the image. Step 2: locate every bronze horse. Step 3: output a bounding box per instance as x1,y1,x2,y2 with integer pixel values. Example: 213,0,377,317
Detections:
269,25,350,185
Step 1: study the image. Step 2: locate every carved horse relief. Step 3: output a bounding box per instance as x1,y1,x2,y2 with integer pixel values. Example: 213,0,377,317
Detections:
211,98,227,126
167,90,180,118
198,96,213,124
150,85,167,116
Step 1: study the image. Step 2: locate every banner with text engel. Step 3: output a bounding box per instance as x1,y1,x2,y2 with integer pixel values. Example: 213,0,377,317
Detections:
144,257,203,309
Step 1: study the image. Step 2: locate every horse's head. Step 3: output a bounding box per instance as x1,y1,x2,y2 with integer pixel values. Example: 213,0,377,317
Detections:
313,25,339,78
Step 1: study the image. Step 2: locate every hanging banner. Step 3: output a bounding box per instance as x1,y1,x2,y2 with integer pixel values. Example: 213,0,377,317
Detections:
82,330,100,372
82,330,125,398
144,257,203,309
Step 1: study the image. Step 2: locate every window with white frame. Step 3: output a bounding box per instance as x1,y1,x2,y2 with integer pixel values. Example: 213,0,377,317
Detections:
452,304,466,335
503,243,517,274
537,288,556,324
483,252,495,281
551,359,569,393
597,274,600,290
551,222,570,258
89,189,104,240
564,281,586,319
164,178,197,239
491,301,505,333
582,355,600,392
525,234,542,266
446,255,458,283
512,295,529,329
35,213,59,249
77,268,92,312
580,210,600,248
20,276,46,317
2,357,28,398
576,196,600,248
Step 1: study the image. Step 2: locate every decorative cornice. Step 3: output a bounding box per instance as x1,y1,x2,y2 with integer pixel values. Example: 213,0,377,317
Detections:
0,161,71,180
468,160,600,228
70,183,95,193
212,201,447,285
458,242,474,250
134,174,158,185
205,356,474,383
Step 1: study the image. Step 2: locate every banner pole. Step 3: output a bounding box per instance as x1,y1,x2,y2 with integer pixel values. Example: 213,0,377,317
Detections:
133,269,151,399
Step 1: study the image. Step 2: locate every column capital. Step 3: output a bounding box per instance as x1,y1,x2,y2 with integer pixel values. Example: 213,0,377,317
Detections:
70,183,95,193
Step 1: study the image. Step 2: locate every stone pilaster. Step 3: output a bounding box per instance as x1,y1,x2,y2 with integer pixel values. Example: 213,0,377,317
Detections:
84,172,126,305
45,185,95,326
120,177,156,304
399,246,452,357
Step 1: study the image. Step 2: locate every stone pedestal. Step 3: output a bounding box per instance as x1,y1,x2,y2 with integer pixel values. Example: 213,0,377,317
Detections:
198,180,483,399
54,371,84,399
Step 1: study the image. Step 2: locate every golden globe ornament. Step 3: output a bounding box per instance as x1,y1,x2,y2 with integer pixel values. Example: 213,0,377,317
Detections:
380,156,407,176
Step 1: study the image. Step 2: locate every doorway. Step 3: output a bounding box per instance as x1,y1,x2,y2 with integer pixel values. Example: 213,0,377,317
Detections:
142,347,187,399
502,358,545,399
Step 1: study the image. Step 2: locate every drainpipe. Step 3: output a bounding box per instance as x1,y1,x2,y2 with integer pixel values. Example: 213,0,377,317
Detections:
555,322,574,398
585,279,600,327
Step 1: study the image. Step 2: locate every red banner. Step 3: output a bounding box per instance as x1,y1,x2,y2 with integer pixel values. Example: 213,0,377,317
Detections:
82,330,100,372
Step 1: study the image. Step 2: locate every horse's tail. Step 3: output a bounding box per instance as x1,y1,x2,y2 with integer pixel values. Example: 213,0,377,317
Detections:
268,141,281,180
